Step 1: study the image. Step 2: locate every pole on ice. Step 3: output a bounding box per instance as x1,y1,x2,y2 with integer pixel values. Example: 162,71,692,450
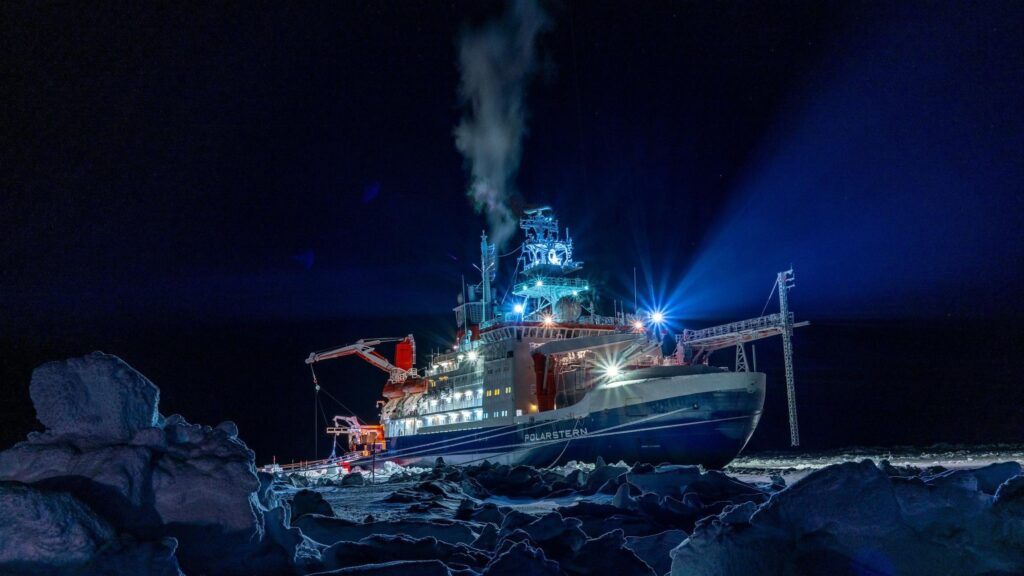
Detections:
777,269,800,447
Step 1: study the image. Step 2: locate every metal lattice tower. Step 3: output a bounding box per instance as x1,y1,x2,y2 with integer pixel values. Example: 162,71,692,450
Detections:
480,233,495,325
510,207,588,321
735,344,748,373
777,269,800,447
517,207,582,275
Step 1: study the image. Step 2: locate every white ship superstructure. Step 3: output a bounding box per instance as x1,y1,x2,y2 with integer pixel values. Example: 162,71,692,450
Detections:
295,208,806,471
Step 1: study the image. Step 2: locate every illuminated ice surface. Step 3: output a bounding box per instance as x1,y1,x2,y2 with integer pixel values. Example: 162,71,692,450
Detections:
274,447,1024,575
3,353,1021,575
727,445,1024,483
299,446,1024,521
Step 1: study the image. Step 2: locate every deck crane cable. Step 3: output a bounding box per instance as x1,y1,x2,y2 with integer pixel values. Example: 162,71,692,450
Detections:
316,392,330,427
499,256,522,304
759,276,778,318
543,416,583,469
318,385,362,421
497,244,522,259
307,362,360,416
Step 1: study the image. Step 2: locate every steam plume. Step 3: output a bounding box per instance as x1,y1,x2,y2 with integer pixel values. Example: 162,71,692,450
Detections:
454,0,549,247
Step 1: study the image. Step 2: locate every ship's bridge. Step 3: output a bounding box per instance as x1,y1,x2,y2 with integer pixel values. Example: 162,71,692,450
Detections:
505,207,592,325
518,207,582,276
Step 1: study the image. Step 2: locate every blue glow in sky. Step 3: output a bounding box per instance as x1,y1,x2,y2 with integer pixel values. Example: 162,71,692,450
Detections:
675,3,1023,320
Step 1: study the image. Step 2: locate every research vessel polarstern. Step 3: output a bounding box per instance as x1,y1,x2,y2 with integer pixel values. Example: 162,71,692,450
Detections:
284,208,806,473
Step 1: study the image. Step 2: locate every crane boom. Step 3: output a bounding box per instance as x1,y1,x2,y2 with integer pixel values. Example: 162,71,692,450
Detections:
305,336,417,383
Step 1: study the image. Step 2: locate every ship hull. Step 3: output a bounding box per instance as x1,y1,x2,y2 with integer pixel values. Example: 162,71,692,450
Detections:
360,370,765,469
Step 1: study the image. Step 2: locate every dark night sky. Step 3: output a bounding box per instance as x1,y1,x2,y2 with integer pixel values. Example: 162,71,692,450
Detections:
2,1,1022,462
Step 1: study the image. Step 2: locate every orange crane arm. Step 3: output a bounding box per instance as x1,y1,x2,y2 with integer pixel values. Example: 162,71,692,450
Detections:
305,336,416,382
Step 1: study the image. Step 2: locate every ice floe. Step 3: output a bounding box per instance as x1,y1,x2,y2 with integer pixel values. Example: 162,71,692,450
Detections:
3,353,1022,575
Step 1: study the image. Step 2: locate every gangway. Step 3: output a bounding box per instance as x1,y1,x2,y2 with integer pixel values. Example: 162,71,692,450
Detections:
676,269,807,446
679,312,808,362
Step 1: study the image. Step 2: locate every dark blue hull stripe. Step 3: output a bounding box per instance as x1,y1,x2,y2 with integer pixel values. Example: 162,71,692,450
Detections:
351,388,763,469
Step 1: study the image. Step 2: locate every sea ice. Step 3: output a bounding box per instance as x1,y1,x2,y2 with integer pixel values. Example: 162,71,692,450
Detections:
318,534,489,573
481,540,560,576
671,460,1024,576
28,351,160,441
0,353,300,575
291,488,337,520
0,481,183,576
294,516,479,547
624,529,688,576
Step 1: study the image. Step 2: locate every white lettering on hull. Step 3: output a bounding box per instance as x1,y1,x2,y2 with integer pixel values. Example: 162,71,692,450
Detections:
524,428,588,442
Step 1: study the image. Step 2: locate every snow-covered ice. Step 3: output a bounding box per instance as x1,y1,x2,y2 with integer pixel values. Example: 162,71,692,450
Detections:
28,351,161,441
0,481,183,575
1,352,1021,575
671,459,1024,575
0,353,303,575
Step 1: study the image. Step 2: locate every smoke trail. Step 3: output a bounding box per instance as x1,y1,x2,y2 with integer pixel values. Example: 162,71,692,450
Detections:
454,0,549,247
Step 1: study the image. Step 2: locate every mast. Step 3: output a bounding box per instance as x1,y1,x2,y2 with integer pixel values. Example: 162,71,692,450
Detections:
512,207,587,322
676,269,806,446
777,268,799,447
481,233,491,325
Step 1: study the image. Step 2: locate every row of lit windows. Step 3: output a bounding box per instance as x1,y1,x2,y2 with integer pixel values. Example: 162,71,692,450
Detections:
484,386,514,397
426,389,483,404
421,409,483,426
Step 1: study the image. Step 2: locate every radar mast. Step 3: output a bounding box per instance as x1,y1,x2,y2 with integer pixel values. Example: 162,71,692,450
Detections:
511,207,590,322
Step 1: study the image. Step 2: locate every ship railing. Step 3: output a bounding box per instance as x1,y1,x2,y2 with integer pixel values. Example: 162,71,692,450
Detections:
510,276,590,293
628,354,665,368
582,314,630,326
679,312,793,343
481,313,628,332
425,352,465,376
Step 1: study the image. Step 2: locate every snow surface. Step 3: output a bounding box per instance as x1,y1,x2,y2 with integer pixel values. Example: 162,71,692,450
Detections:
2,352,1022,575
